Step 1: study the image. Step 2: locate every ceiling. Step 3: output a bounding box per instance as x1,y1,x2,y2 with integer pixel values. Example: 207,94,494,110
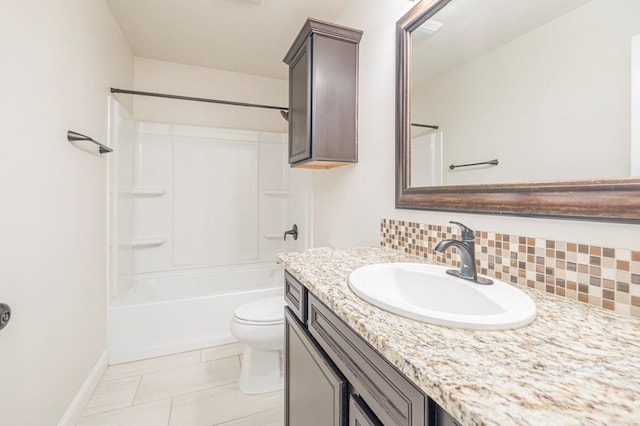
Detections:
106,0,353,80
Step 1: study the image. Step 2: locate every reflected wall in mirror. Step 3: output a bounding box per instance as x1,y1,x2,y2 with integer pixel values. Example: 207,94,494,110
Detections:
410,0,640,187
396,0,640,222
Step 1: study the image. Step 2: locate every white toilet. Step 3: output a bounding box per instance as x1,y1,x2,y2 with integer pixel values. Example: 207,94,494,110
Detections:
230,296,285,394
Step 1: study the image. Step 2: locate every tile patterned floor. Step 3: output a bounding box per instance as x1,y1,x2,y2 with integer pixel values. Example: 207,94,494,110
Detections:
76,343,283,426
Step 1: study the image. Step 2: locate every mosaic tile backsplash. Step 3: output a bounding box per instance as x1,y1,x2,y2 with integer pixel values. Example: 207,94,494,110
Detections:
381,219,640,319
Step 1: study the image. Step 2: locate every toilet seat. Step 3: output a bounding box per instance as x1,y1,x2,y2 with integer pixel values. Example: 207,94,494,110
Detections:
233,317,283,326
233,296,284,325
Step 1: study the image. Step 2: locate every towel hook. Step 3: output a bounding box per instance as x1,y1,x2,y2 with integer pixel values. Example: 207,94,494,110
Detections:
67,130,113,154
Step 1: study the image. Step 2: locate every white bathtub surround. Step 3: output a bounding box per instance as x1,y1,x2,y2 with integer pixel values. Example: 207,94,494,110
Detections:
108,263,283,364
108,98,136,301
78,343,283,426
108,116,309,293
108,100,311,364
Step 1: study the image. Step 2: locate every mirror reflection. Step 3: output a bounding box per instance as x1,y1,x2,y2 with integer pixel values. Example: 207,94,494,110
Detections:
409,0,640,187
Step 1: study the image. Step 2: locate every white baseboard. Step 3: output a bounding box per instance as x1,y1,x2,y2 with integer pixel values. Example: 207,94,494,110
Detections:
57,349,108,426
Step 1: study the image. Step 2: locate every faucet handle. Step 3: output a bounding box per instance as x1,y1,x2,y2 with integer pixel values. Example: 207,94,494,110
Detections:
284,224,298,241
449,221,475,242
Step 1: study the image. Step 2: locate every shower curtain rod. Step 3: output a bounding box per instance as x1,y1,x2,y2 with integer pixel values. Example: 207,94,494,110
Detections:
110,88,289,113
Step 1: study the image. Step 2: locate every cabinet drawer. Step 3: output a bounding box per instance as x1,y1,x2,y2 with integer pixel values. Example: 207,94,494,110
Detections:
308,293,428,425
285,271,307,323
350,394,383,426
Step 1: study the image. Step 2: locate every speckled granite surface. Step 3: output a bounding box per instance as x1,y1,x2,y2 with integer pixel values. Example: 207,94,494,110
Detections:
277,247,640,426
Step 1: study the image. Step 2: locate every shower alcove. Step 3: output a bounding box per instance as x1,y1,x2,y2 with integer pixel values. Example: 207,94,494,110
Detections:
107,94,311,364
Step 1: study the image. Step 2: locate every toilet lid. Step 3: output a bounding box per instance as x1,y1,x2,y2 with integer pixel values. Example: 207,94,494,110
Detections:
234,296,285,323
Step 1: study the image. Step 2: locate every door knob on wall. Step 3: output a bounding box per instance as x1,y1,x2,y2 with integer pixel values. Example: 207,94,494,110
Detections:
284,224,298,241
0,303,11,331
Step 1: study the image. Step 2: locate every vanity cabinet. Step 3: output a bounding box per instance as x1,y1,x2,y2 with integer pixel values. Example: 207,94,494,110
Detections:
284,270,462,426
283,19,362,169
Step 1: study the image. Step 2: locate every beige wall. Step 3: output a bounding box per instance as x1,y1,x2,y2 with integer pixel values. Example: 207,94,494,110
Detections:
132,57,288,132
0,0,133,424
311,0,640,251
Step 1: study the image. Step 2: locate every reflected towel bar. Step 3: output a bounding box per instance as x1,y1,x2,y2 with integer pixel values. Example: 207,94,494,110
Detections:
411,123,439,130
67,130,113,154
449,159,499,170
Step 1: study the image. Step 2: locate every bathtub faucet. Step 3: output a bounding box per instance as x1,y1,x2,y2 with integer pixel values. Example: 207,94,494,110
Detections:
284,224,298,241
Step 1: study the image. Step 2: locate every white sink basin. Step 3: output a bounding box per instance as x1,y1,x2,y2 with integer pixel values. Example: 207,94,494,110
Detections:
348,263,536,330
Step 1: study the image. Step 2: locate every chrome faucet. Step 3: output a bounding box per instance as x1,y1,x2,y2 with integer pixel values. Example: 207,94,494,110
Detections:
434,221,493,285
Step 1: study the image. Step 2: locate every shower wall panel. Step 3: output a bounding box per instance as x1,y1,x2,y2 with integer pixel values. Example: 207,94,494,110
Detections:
259,133,290,258
133,123,174,273
109,98,136,299
130,122,289,274
173,135,259,266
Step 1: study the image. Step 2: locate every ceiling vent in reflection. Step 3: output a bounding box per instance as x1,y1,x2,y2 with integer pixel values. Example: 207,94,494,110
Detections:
413,19,444,43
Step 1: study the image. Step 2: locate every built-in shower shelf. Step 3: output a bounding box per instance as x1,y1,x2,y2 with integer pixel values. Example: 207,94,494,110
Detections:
264,190,289,196
264,232,284,240
123,238,167,248
118,188,167,197
131,187,167,196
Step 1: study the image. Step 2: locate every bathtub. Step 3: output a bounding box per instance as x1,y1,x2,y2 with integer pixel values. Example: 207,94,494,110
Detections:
108,263,283,364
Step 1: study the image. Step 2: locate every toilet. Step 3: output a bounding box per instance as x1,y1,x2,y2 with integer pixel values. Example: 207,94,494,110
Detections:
230,296,285,394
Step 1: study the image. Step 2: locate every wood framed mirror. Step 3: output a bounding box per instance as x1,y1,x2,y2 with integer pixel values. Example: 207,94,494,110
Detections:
396,0,640,223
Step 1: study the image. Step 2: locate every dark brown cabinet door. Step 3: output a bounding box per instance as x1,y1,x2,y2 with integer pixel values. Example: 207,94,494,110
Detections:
310,34,358,163
288,40,311,164
285,307,347,426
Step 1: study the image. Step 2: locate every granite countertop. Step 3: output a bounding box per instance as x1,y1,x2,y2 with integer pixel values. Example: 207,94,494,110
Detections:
277,247,640,426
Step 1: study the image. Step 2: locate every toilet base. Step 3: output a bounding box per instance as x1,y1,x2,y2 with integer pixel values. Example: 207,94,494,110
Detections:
239,346,283,394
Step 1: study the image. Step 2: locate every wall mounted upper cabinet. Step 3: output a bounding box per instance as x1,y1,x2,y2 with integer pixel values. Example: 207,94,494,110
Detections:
283,19,363,169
